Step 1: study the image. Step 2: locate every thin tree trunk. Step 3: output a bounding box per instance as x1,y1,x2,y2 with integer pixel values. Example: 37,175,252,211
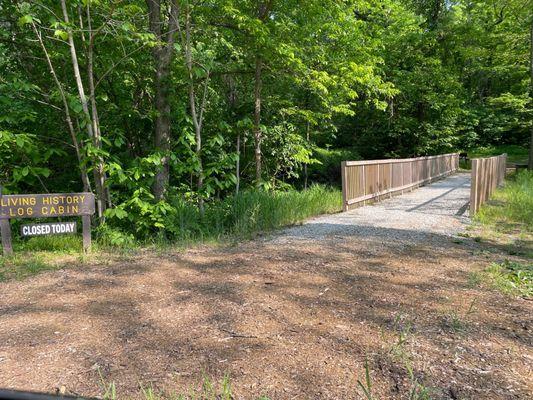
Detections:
60,0,106,220
236,133,240,195
528,18,533,171
86,3,110,213
31,21,91,192
304,120,310,189
252,1,273,187
146,0,179,201
253,56,262,186
184,5,209,215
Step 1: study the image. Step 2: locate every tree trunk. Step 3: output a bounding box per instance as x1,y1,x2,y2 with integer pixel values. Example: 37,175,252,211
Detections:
253,56,263,186
236,133,241,195
60,0,106,221
528,18,533,171
146,0,178,201
86,3,110,213
304,120,310,189
252,1,273,188
31,21,91,193
184,5,209,215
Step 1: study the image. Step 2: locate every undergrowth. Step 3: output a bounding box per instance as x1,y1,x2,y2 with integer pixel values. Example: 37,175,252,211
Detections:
357,314,434,400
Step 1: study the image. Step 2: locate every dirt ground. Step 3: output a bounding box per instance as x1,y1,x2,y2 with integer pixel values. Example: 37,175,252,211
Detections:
0,176,532,399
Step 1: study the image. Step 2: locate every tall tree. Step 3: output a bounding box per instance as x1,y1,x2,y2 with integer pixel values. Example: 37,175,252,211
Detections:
146,0,179,201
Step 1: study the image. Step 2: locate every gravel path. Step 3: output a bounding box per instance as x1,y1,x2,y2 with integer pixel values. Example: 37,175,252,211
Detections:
273,172,471,245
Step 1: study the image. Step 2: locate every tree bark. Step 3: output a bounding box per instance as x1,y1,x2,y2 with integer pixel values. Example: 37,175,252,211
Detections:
527,18,533,171
183,4,210,214
252,1,273,188
236,133,241,195
304,120,310,189
253,56,263,186
146,0,179,201
60,0,106,221
86,2,110,212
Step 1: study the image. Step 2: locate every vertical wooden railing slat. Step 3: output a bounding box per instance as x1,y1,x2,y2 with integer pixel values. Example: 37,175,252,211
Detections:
469,153,506,214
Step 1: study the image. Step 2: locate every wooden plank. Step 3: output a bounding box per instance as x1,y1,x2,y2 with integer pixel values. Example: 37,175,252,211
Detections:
470,159,478,215
0,219,13,256
82,215,91,252
341,161,348,211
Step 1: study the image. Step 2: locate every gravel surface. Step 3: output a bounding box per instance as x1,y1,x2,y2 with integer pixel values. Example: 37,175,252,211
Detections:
273,173,471,245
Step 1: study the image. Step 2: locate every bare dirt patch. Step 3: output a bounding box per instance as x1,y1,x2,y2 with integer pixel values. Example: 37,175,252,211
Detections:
0,175,531,399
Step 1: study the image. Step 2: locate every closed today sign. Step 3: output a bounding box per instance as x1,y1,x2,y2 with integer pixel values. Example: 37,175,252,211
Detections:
20,222,77,237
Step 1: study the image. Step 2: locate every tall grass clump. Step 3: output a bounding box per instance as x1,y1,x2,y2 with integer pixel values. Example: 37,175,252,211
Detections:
476,170,533,232
165,184,342,241
227,184,341,236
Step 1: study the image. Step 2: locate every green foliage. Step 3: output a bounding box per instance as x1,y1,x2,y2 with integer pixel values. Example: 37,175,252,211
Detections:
0,0,530,238
308,147,361,186
168,184,341,241
95,225,136,249
15,235,82,253
468,145,529,164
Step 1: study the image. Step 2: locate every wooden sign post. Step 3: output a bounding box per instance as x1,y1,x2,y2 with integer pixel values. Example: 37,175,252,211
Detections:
0,191,95,255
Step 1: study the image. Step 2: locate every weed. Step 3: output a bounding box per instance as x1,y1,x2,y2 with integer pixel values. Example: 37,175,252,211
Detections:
356,355,433,400
442,311,468,334
97,373,264,400
357,358,376,400
484,260,532,298
441,299,476,334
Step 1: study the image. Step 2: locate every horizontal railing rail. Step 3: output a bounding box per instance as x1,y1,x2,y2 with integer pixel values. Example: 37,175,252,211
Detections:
341,153,459,211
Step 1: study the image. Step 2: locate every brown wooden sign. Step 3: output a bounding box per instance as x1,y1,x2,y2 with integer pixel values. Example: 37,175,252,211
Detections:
0,193,94,219
0,192,95,255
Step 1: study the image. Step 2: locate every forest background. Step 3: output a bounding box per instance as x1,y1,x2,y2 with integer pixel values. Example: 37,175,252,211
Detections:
1,0,532,242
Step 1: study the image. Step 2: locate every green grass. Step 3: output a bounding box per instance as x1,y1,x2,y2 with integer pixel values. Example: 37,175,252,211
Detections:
99,374,269,400
0,253,66,281
475,170,533,233
468,144,528,164
162,184,342,242
473,260,533,298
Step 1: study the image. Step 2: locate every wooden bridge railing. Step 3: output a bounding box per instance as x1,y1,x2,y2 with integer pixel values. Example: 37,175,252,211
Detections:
341,153,459,211
470,153,507,214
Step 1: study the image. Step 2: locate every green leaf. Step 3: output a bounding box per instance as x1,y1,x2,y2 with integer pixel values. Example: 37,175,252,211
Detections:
54,29,68,40
18,14,33,26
